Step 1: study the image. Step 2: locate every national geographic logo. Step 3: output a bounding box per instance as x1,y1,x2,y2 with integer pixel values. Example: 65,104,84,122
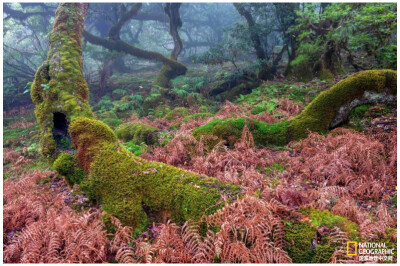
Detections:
347,241,395,262
347,241,357,256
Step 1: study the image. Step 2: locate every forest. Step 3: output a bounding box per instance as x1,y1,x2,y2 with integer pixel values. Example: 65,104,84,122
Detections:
3,2,397,264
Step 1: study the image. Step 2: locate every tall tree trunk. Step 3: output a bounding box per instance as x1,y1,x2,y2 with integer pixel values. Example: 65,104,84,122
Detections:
273,3,299,77
234,3,273,80
313,39,344,80
156,3,184,87
31,3,94,159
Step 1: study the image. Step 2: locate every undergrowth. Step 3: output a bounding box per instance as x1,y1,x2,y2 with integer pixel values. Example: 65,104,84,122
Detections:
3,72,397,263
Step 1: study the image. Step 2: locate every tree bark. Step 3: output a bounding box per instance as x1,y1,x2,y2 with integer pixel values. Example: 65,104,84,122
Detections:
156,3,185,87
108,3,142,40
313,39,343,80
233,3,273,80
273,3,299,76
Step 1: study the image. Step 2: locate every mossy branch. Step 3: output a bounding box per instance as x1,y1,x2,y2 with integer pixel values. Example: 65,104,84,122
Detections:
194,70,397,146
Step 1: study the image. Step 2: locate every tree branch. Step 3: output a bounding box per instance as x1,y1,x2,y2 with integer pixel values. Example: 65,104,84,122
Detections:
83,30,186,74
3,3,54,20
108,3,142,40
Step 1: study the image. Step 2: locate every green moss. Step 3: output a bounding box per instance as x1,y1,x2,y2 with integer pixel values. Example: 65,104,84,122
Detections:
182,112,213,123
252,120,290,146
285,220,341,263
193,118,244,147
69,118,117,145
156,65,173,88
154,104,171,118
194,70,397,147
193,118,289,147
349,105,371,119
347,104,372,129
115,122,159,145
68,118,240,229
101,214,116,235
69,117,118,172
81,142,240,228
285,222,316,263
156,62,187,88
312,244,337,263
301,208,359,240
98,111,118,120
101,118,123,129
317,68,334,81
53,153,85,186
164,107,190,121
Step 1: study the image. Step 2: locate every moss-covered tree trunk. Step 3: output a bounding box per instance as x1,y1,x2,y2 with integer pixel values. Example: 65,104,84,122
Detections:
194,70,397,147
31,3,94,158
32,3,239,230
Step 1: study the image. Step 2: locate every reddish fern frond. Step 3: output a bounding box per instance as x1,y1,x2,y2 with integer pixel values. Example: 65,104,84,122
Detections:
192,230,216,263
284,128,396,201
115,246,136,263
277,99,304,118
3,170,111,263
236,125,255,149
331,197,360,222
109,215,134,253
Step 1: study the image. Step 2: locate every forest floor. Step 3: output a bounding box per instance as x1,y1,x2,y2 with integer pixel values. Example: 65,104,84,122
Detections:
3,68,397,263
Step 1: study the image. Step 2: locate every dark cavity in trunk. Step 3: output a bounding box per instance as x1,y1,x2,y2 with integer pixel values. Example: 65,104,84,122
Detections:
52,112,71,149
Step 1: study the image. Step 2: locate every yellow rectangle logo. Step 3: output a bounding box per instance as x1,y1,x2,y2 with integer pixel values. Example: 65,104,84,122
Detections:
347,241,357,256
